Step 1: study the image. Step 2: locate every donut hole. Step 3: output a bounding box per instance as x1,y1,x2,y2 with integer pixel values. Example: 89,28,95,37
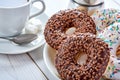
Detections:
65,27,76,35
75,51,87,65
117,55,120,58
116,45,120,57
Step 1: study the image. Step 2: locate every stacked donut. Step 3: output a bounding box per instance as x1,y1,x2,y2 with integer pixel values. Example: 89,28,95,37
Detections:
44,9,96,50
44,9,110,80
92,9,120,80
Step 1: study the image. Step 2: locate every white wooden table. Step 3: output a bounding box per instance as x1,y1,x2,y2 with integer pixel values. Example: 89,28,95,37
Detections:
0,0,120,80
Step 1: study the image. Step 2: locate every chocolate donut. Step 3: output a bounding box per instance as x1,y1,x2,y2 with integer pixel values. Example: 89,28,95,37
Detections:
55,33,110,80
44,9,96,50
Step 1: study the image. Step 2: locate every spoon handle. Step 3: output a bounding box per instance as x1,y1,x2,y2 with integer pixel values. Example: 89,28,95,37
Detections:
0,37,13,41
0,34,38,45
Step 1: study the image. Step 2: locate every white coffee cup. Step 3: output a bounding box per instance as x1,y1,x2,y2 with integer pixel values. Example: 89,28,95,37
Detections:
0,0,45,37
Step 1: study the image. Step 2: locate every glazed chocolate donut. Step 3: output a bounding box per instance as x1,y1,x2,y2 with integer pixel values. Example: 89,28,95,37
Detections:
55,33,110,80
44,9,96,50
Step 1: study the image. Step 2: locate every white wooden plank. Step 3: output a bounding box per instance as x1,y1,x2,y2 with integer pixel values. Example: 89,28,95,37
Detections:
29,45,57,80
0,53,47,80
44,0,70,17
104,0,120,9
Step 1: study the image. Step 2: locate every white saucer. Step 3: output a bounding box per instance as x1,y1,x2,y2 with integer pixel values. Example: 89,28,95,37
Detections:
43,43,60,80
0,34,45,54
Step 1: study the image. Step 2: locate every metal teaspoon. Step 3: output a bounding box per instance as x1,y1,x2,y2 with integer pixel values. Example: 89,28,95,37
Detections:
0,34,38,45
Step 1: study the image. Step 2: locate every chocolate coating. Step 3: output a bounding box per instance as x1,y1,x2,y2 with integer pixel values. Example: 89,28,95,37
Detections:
55,33,110,80
44,9,96,50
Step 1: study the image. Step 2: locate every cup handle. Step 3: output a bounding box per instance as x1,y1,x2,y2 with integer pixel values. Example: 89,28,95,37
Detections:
29,0,45,19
